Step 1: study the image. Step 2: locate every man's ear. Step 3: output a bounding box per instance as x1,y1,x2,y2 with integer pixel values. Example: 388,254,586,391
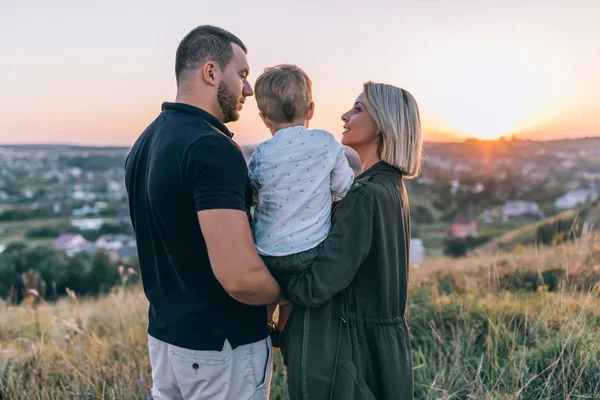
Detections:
259,112,272,130
199,61,220,87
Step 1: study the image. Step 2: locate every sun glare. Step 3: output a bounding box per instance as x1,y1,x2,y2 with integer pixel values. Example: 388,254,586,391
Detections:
415,38,568,140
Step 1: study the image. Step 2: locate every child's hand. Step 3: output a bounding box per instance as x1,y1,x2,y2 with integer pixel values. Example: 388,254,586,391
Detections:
266,302,277,322
277,295,291,306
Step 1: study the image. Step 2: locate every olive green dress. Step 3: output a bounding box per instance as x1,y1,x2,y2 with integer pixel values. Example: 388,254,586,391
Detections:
279,161,413,400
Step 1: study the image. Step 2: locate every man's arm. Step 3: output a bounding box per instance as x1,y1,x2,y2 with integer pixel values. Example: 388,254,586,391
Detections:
185,135,279,305
198,209,280,305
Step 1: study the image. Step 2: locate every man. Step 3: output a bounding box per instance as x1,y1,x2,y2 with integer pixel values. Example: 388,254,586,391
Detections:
125,25,282,399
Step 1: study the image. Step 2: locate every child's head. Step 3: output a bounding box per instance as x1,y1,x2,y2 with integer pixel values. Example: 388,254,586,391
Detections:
255,64,314,130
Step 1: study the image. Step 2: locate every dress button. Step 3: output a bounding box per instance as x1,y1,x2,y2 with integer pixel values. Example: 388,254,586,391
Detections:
192,363,199,369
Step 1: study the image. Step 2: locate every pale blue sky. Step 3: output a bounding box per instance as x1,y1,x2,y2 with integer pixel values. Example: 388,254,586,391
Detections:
1,0,599,145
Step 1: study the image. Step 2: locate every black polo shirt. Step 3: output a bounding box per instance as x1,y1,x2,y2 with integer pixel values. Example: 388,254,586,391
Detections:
125,102,267,351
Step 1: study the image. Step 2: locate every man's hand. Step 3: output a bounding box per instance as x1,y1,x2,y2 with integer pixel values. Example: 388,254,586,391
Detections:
198,209,280,305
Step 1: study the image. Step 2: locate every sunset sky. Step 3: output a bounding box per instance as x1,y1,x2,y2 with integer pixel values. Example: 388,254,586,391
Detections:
1,0,599,146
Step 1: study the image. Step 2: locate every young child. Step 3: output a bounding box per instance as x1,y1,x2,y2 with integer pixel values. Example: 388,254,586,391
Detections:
248,64,354,333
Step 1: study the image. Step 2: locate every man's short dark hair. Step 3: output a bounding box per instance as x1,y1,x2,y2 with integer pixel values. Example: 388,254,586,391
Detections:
175,25,247,86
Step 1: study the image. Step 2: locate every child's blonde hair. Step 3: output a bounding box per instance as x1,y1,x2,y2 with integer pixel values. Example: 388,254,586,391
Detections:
255,64,313,123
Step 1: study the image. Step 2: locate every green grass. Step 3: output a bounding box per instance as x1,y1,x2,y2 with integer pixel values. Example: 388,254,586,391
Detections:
1,232,600,399
0,235,26,245
415,222,448,251
416,218,541,255
478,217,538,237
481,202,599,252
0,217,119,244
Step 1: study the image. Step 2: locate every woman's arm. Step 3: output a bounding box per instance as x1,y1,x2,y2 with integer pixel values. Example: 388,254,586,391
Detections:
284,190,373,308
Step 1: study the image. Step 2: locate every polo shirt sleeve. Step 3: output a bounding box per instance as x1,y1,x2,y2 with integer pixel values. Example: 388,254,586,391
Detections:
184,134,248,212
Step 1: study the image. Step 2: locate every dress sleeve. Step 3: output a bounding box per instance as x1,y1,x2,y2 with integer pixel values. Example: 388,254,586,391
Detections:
283,189,373,307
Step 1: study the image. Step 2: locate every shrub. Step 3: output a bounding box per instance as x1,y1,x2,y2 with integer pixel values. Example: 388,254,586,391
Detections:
435,272,466,295
443,235,490,258
536,217,577,244
0,244,124,303
0,208,55,221
79,222,134,241
540,268,566,292
500,268,541,292
499,268,566,293
413,204,435,224
26,226,69,239
444,237,468,257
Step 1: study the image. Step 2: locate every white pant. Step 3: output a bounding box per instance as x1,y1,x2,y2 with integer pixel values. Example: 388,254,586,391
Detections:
148,335,272,400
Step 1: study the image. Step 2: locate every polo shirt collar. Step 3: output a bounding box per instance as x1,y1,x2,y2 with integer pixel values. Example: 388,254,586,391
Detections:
161,102,234,138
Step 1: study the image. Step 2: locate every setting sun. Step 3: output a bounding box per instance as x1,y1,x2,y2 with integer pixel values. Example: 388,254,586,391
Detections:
412,37,570,140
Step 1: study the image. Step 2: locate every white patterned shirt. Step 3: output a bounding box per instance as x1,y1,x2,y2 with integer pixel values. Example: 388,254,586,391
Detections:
248,126,354,256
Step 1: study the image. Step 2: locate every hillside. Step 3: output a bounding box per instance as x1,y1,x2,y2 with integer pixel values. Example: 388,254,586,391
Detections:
2,233,600,399
479,201,600,252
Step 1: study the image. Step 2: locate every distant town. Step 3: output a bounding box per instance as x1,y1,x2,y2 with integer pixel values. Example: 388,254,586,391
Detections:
1,137,599,264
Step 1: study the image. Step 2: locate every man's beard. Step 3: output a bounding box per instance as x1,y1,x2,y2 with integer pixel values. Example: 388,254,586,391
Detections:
217,82,240,123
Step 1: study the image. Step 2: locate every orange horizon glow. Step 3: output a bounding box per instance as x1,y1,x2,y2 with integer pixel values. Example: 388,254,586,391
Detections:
1,1,599,146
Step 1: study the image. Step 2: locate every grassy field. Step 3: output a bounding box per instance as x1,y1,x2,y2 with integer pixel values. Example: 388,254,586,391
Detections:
481,202,599,253
416,218,541,256
1,232,600,399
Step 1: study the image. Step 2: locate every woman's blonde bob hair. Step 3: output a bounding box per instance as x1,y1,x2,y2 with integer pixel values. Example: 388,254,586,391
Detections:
361,81,422,178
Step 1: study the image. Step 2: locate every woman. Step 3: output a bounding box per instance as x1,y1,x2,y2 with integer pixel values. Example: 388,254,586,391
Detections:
278,81,422,400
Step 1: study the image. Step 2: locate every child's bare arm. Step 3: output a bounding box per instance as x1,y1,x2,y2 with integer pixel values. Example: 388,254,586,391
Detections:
266,302,277,323
276,303,293,331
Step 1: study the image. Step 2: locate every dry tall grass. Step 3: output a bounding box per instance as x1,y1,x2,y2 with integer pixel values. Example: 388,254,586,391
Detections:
1,232,599,399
